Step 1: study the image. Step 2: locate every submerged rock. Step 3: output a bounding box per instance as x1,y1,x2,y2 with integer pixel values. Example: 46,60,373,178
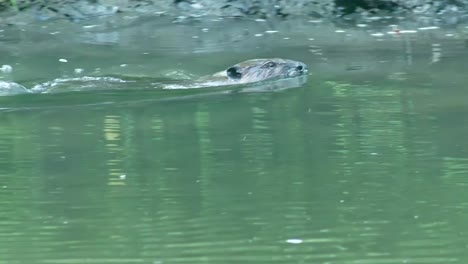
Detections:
1,0,468,27
336,0,468,19
0,0,332,24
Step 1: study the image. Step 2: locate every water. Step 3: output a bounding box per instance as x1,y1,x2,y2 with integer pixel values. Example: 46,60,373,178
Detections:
1,15,468,263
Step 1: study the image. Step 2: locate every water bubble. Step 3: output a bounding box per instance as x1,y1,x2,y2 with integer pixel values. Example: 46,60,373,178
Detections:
83,25,98,29
400,30,418,34
286,239,303,244
418,26,439,30
191,3,203,9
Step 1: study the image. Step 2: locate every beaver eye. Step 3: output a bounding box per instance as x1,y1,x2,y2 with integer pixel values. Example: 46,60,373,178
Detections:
265,62,276,68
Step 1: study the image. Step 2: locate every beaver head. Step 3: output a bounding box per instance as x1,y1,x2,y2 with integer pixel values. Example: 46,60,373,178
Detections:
225,58,308,83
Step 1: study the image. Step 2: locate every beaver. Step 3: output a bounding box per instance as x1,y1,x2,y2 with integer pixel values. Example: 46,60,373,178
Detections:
163,58,308,89
0,58,308,95
204,58,307,83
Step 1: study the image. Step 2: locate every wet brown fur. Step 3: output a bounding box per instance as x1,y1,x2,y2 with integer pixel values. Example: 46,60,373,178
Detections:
197,58,308,85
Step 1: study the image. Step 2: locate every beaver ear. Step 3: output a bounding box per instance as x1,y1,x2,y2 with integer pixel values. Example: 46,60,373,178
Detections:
226,66,242,80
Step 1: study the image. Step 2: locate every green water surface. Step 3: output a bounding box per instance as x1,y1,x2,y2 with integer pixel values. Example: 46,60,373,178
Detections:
1,15,468,264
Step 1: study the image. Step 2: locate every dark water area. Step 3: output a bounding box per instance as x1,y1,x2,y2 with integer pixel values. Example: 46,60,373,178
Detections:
1,15,468,263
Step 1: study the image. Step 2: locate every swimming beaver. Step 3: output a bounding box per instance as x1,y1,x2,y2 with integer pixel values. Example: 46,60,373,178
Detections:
160,58,308,89
177,58,308,88
0,58,308,95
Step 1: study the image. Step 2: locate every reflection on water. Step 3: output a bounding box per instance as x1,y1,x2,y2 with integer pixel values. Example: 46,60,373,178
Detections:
1,14,468,264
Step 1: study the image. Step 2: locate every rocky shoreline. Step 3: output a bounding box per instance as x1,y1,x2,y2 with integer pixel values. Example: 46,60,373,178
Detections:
0,0,468,25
